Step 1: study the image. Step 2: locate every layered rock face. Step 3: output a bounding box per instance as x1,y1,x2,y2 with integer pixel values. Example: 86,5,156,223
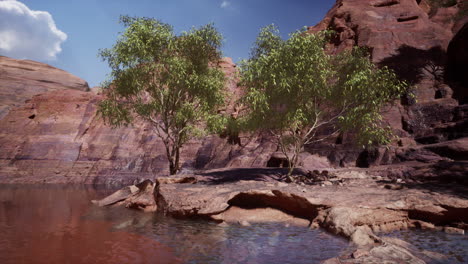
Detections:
308,0,455,114
0,0,467,184
310,0,452,61
304,0,468,173
0,57,276,185
0,56,89,120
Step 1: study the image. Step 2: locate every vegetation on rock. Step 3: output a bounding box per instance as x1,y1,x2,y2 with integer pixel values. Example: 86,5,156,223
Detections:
239,25,409,177
98,16,226,175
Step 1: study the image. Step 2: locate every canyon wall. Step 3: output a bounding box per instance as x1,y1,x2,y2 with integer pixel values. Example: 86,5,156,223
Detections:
306,0,468,167
0,56,89,120
0,0,467,184
0,58,276,185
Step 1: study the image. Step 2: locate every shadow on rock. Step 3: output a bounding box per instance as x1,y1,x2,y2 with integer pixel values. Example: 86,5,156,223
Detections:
379,45,446,86
199,168,307,185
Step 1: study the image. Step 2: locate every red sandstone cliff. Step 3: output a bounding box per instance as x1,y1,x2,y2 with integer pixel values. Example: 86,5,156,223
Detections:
0,0,467,184
304,0,468,168
0,57,276,185
0,56,89,120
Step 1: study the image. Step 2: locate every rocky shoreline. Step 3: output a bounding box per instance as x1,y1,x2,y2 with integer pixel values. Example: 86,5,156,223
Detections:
92,167,467,263
0,0,467,262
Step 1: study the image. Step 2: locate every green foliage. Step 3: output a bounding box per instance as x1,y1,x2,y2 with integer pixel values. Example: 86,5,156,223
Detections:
98,16,226,175
240,25,408,176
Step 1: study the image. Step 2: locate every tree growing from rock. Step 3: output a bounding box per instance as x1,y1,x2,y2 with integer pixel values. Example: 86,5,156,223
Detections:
98,16,226,175
240,25,408,177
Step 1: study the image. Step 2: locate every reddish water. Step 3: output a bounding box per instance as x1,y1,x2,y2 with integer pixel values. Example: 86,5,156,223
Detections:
0,185,349,264
0,186,179,264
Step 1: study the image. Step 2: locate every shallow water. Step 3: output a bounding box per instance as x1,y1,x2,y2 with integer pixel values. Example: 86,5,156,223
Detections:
0,185,348,264
382,229,468,264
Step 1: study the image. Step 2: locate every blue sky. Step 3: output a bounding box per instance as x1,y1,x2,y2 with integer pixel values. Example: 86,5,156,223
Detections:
0,0,335,87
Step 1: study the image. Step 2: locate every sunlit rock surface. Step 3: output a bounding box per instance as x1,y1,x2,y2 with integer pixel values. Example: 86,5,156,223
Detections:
93,170,468,263
0,0,467,185
0,56,89,120
0,58,276,184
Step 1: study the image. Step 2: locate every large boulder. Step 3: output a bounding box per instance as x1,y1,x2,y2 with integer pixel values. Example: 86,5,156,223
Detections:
424,137,468,160
0,56,89,119
309,0,452,63
308,0,454,96
92,179,157,212
303,0,468,169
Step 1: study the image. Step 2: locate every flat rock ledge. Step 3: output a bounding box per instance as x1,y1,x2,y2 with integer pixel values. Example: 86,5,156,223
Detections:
93,168,468,263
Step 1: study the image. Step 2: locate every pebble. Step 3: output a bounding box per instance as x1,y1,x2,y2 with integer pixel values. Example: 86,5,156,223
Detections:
238,220,251,227
277,182,288,188
309,222,320,229
352,249,369,259
218,222,229,227
444,226,465,235
413,220,435,230
323,181,333,186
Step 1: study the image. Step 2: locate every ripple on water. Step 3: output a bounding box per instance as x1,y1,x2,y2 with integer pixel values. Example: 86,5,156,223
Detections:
145,217,349,264
381,229,468,264
0,185,348,264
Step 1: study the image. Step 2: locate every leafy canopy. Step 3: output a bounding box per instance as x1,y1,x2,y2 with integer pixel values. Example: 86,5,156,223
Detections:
240,25,408,175
98,16,226,174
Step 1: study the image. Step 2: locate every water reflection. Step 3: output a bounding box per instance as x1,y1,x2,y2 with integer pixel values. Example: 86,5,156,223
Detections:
0,185,179,264
382,229,468,264
0,185,349,264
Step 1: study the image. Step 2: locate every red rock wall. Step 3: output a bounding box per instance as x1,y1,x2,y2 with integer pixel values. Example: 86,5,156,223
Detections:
308,0,454,102
0,1,466,184
0,58,275,185
0,56,89,120
306,0,468,150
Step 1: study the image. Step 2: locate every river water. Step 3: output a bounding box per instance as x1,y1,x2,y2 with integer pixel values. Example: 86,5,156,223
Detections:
382,229,468,264
0,185,348,264
1,185,466,264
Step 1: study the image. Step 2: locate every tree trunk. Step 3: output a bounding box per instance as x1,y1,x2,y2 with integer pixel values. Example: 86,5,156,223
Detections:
286,141,301,178
169,158,176,175
287,164,295,177
286,153,298,177
168,146,181,175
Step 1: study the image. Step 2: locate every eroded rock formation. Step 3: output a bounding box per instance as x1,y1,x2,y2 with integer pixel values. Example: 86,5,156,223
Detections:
0,1,467,262
93,170,468,263
303,0,468,178
0,0,467,185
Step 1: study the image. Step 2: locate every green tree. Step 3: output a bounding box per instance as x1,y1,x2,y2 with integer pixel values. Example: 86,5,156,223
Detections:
98,16,226,175
240,25,408,177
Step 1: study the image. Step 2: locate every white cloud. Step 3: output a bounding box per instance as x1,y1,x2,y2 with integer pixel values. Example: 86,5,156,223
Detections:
220,1,230,9
0,0,67,61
